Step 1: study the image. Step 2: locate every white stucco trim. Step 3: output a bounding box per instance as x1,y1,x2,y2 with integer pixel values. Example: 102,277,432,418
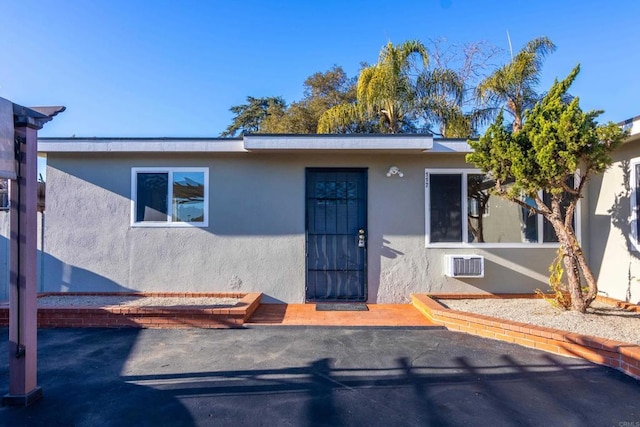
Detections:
37,135,481,154
429,140,473,153
243,134,434,151
39,138,247,153
621,116,640,137
130,167,209,228
426,242,562,249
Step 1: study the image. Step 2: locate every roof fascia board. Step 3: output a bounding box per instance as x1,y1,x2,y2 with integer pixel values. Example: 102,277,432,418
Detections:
243,134,433,151
38,138,247,153
621,117,640,137
38,135,475,154
430,140,473,153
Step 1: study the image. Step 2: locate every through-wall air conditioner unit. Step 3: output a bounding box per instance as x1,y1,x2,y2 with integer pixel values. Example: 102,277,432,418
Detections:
444,255,484,278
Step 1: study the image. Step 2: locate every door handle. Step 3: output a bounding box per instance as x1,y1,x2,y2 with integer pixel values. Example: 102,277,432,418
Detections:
358,229,366,248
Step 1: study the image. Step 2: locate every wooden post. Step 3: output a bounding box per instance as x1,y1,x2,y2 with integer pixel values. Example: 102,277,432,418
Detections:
3,125,42,406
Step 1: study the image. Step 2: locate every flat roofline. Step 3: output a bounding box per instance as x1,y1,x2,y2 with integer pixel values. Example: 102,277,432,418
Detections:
618,115,640,126
620,116,640,140
37,134,474,154
243,134,433,151
38,135,470,142
38,136,242,142
38,138,247,153
245,132,434,138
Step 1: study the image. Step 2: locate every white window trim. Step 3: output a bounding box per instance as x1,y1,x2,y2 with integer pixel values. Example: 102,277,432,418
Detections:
424,168,581,248
630,157,640,251
131,167,209,228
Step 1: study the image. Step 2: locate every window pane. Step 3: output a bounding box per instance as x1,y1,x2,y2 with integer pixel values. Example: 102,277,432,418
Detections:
172,172,205,223
542,207,558,242
520,197,539,243
467,174,489,243
467,174,538,243
136,173,168,222
430,174,462,242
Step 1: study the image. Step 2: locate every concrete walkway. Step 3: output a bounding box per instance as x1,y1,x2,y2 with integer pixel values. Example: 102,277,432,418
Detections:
247,303,435,326
1,327,639,426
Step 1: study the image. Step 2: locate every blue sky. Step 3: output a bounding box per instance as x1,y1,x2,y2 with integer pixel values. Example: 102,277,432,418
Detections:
1,0,638,137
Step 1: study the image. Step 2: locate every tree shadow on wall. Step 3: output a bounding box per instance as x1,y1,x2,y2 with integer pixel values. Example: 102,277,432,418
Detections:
607,160,639,303
0,234,135,299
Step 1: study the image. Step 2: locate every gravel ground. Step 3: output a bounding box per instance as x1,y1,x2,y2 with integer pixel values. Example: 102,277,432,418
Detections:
441,299,640,345
36,296,240,308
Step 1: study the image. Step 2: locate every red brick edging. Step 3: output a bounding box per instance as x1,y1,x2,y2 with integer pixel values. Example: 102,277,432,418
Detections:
0,292,262,329
411,293,640,381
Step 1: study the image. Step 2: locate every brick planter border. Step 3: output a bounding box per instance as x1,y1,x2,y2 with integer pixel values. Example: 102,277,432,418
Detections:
0,292,262,329
411,293,640,381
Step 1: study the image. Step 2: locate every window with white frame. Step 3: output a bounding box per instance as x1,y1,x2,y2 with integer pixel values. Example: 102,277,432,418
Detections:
0,178,8,210
425,169,577,246
132,167,208,226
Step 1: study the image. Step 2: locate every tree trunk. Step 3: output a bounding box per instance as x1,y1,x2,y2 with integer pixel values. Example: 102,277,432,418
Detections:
543,192,597,313
557,235,586,312
571,234,599,306
550,218,596,313
512,118,523,134
563,252,586,313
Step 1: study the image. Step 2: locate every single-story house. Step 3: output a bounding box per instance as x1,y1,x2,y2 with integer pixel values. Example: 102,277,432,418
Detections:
1,125,638,304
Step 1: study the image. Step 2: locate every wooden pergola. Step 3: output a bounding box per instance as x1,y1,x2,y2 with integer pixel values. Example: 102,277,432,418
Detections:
1,98,64,406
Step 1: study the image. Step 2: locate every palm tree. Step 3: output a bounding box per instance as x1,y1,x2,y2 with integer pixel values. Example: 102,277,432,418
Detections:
317,103,377,134
319,40,428,134
418,67,464,136
357,40,428,133
417,67,493,138
477,36,556,133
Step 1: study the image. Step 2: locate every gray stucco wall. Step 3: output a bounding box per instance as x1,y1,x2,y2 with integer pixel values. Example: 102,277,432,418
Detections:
588,142,640,303
43,152,560,303
0,205,44,301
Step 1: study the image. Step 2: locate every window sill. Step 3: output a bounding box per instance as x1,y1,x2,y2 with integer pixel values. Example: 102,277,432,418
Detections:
425,242,562,249
131,222,208,228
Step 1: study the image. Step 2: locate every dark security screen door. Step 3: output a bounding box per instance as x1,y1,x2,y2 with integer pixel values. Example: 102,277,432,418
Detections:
306,168,367,302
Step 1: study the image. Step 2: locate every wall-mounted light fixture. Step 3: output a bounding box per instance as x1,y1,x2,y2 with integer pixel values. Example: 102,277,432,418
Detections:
386,166,404,178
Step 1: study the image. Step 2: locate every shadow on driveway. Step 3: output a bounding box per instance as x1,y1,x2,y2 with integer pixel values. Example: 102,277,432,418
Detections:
1,326,639,426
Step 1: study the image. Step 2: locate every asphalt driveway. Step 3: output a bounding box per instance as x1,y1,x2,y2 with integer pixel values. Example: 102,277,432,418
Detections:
1,326,638,426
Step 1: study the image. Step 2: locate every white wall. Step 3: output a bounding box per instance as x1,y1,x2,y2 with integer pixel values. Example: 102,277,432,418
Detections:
589,141,640,303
